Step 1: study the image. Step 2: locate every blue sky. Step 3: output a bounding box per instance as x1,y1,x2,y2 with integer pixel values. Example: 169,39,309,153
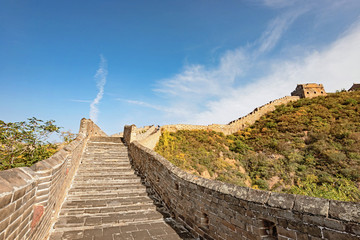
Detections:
1,0,360,137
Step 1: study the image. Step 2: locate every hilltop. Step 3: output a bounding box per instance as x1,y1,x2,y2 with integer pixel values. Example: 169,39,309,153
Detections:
155,90,360,201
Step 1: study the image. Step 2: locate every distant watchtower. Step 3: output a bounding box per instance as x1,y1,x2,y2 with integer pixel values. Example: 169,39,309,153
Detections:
291,83,326,98
348,83,360,91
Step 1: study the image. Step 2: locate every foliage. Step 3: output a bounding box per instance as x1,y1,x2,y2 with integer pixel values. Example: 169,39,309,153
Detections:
155,91,360,201
155,130,249,186
60,130,77,144
0,117,61,170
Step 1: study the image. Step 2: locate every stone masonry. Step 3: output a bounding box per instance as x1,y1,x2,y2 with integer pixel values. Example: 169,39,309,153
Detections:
49,136,184,240
0,119,104,240
125,125,360,240
291,83,327,98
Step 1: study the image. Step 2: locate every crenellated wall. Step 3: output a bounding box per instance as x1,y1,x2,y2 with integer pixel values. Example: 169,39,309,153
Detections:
0,118,106,240
126,135,360,240
161,96,300,135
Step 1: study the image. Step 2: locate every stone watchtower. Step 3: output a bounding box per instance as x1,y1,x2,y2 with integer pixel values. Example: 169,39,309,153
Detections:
291,83,326,98
348,83,360,91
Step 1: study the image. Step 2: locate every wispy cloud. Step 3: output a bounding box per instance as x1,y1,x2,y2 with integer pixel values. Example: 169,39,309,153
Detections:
90,55,107,123
125,2,360,125
70,99,92,103
123,99,167,112
147,8,306,123
255,9,307,55
118,98,189,116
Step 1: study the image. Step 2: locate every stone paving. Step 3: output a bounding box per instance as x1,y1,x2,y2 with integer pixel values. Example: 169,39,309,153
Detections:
49,137,186,240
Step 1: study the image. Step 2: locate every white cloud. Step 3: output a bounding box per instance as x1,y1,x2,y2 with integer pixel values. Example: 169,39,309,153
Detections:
148,10,306,124
125,3,360,126
90,55,107,123
192,22,360,124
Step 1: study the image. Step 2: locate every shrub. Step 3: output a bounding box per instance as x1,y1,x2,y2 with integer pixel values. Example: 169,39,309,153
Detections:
0,118,61,170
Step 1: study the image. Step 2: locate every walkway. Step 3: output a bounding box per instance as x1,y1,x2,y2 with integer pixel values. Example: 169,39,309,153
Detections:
49,137,183,240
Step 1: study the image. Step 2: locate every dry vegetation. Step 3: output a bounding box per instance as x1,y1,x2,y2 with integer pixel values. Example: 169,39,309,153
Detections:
155,90,360,202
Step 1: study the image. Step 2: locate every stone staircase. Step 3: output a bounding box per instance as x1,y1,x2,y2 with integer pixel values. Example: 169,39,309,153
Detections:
49,137,183,240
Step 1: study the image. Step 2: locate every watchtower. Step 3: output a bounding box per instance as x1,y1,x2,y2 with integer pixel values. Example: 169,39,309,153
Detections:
291,83,326,98
348,83,360,91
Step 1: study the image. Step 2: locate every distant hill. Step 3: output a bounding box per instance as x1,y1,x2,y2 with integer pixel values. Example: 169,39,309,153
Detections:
155,90,360,201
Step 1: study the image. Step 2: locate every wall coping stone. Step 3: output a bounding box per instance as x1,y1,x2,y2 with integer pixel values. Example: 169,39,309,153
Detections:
246,188,271,204
0,169,33,188
0,176,14,195
329,200,360,222
268,192,295,210
294,195,329,217
30,160,54,172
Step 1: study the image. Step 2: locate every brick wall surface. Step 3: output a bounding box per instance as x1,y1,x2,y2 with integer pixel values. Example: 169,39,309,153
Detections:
0,118,105,240
127,140,360,240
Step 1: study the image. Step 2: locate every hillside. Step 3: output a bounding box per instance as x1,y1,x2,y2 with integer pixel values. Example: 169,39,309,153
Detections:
155,90,360,202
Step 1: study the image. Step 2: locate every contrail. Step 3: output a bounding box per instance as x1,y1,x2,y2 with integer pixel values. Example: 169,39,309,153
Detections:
90,55,107,123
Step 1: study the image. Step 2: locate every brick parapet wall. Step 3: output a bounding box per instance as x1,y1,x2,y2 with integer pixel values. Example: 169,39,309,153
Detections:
0,118,105,240
128,141,360,240
123,125,135,145
161,96,300,135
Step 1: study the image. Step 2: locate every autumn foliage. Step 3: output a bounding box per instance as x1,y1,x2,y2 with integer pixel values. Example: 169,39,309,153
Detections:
156,90,360,201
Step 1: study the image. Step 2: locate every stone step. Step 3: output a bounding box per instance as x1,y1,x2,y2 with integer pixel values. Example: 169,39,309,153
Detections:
85,147,127,154
85,146,126,149
83,154,128,157
76,170,134,175
84,147,126,149
81,159,129,162
80,159,130,162
75,172,138,176
84,150,126,151
74,175,135,178
68,190,147,197
73,178,140,183
49,137,186,240
54,211,163,230
79,162,131,167
82,156,129,159
84,148,126,151
68,184,146,194
49,220,184,240
78,166,132,172
76,169,134,174
89,136,123,142
66,191,148,200
61,197,155,210
73,180,140,185
67,188,147,196
59,203,156,216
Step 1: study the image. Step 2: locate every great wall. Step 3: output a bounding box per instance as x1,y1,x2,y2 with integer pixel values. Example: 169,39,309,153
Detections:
0,84,359,240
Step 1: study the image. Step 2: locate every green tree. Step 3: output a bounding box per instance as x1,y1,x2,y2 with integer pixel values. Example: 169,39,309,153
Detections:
0,117,61,170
